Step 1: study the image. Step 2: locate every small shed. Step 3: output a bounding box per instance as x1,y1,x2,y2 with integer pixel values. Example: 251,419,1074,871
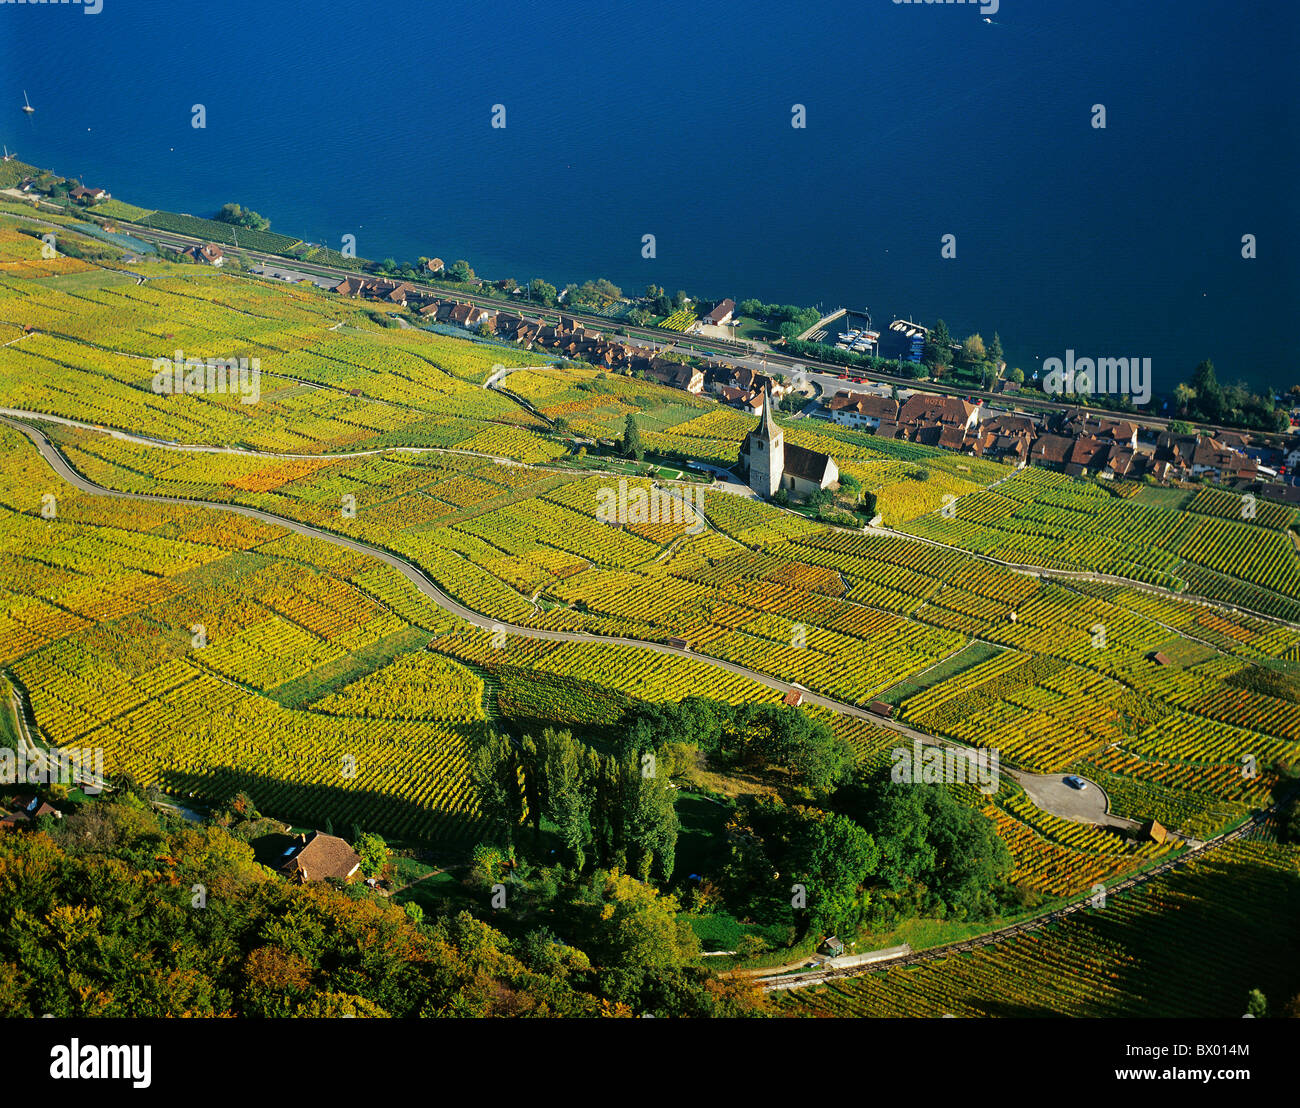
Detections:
782,688,804,708
821,935,845,958
666,637,691,651
868,700,895,719
1140,819,1169,844
1148,651,1173,667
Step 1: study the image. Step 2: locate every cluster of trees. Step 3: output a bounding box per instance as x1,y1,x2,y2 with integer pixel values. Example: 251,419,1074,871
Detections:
471,728,680,883
371,256,476,283
923,320,1005,388
737,300,822,338
460,849,762,1012
718,768,1015,938
0,788,637,1017
213,203,270,232
640,284,690,321
775,473,875,526
615,697,856,796
470,699,856,886
564,278,621,308
1173,359,1289,432
44,176,81,202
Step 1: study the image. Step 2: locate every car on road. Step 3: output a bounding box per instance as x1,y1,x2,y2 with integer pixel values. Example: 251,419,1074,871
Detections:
1063,775,1088,790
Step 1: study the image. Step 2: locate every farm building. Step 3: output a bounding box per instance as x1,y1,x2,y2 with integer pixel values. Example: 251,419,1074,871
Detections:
278,831,362,883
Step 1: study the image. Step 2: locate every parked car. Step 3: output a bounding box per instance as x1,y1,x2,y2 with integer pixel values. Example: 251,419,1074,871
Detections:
1063,775,1088,790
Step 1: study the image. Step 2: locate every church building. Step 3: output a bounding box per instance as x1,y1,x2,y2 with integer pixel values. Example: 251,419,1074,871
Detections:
738,390,839,498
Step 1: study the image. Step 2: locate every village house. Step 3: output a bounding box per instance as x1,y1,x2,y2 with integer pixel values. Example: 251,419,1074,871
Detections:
827,391,899,431
1096,443,1142,480
278,831,362,883
709,365,787,413
898,394,979,436
1027,434,1074,470
719,385,765,414
970,413,1038,464
187,243,224,267
0,794,62,830
333,276,369,298
1153,431,1201,476
637,356,704,394
68,184,110,203
1057,410,1139,449
1190,437,1258,480
331,276,421,306
1064,435,1109,477
709,365,786,400
970,426,1030,463
699,298,735,328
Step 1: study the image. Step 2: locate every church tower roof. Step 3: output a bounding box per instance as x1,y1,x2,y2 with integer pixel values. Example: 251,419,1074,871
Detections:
760,387,781,438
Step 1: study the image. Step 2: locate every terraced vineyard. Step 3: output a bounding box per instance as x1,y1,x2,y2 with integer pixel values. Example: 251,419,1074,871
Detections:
36,418,1300,799
0,427,483,841
0,228,556,459
903,469,1300,620
1,222,1297,912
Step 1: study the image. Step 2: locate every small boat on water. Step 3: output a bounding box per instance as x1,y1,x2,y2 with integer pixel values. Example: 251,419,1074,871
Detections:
22,91,35,114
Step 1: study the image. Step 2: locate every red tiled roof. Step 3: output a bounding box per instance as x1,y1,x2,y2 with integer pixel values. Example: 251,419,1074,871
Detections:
278,831,361,882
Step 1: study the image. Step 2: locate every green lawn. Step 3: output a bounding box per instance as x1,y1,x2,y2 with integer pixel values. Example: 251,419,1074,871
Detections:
683,911,790,952
1133,485,1195,510
552,450,707,484
268,626,431,708
881,640,1006,706
672,790,731,882
732,318,781,343
391,866,476,913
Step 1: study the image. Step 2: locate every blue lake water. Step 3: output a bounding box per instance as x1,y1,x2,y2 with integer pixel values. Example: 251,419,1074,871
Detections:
2,0,1295,394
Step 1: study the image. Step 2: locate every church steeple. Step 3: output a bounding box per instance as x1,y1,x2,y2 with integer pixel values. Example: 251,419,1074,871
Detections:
744,385,784,498
760,386,781,439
